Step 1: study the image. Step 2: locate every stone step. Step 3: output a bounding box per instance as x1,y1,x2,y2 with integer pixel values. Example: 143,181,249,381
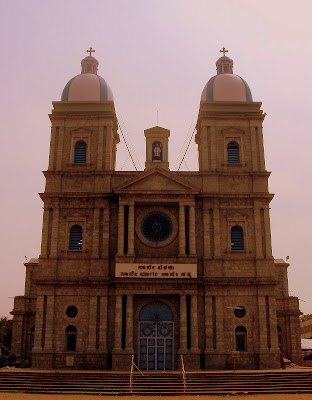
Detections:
1,370,312,395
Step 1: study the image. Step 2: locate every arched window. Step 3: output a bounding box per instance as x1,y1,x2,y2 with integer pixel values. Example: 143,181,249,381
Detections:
235,326,247,351
231,225,244,250
227,141,240,163
74,140,87,163
66,325,77,351
69,225,82,250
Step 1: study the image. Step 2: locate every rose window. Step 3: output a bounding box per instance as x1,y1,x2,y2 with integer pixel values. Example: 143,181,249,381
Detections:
140,212,173,243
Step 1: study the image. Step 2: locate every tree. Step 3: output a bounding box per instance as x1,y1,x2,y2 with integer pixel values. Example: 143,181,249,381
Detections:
0,317,12,353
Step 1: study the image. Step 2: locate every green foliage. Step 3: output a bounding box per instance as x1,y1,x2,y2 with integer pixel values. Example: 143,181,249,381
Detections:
0,318,13,368
0,317,12,350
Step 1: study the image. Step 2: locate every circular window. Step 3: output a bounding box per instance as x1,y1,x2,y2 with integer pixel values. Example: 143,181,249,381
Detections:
136,207,178,248
234,306,246,318
141,212,173,243
66,306,78,318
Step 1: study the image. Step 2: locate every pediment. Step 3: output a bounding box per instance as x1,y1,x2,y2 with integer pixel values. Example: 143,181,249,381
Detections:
70,127,92,134
114,167,200,194
226,211,249,220
221,127,245,135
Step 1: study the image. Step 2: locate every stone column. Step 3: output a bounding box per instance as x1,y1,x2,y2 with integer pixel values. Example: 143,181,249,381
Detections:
179,204,186,256
268,297,279,349
205,295,213,351
97,126,104,170
113,295,123,351
99,296,108,351
189,203,196,255
102,207,110,259
33,295,45,351
263,207,273,258
256,126,266,171
215,296,224,350
125,295,134,352
88,296,98,351
258,296,268,352
11,315,24,358
44,296,55,351
50,206,59,258
210,126,217,170
213,204,221,258
250,126,258,170
48,127,57,170
191,295,199,351
105,125,113,170
40,208,50,258
254,207,263,259
203,207,211,259
55,126,64,171
92,208,100,258
179,295,187,353
127,203,135,256
117,204,125,256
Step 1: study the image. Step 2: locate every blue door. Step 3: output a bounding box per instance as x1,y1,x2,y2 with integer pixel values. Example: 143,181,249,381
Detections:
139,301,174,370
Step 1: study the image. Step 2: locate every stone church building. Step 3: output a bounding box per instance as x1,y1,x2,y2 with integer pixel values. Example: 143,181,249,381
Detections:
11,51,302,370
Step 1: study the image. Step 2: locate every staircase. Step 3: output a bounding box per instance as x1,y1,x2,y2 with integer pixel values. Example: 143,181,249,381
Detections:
0,370,312,395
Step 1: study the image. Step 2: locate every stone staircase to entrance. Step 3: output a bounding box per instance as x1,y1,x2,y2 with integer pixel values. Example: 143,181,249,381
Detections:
0,370,312,395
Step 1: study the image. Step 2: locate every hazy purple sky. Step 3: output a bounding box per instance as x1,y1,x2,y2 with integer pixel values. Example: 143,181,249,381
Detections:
1,0,312,317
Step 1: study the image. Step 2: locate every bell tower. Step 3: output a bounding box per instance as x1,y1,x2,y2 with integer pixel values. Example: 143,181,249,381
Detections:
144,126,170,170
48,53,119,175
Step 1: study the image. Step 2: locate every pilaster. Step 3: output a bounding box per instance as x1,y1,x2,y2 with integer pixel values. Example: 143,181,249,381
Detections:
127,203,135,256
117,204,125,256
178,295,187,353
179,204,186,256
125,295,134,352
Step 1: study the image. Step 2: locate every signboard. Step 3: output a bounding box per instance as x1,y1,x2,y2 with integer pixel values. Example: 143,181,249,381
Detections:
115,263,197,278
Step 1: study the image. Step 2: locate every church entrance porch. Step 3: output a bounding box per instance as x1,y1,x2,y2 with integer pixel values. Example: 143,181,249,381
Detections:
139,301,174,371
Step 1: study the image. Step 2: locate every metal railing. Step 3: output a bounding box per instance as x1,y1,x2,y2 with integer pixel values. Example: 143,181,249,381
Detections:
181,354,186,393
130,355,144,393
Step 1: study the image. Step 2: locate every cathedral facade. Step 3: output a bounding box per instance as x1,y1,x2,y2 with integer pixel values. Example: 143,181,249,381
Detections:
11,52,302,370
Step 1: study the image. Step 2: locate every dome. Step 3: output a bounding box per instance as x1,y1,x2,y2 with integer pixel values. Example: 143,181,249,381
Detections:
61,54,114,101
201,54,252,102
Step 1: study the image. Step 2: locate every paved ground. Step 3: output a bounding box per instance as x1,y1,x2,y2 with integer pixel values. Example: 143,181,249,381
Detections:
1,395,312,400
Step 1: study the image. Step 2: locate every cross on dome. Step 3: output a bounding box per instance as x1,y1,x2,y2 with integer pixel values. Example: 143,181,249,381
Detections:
86,47,95,56
219,47,228,57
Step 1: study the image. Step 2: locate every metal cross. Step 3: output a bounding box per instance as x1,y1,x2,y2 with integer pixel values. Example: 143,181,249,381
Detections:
86,47,95,56
220,47,228,56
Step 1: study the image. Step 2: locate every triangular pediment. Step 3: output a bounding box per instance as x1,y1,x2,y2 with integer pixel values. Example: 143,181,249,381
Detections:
114,167,200,194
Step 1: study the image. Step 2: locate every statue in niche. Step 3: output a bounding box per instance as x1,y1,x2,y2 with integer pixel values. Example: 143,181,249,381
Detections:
152,141,163,161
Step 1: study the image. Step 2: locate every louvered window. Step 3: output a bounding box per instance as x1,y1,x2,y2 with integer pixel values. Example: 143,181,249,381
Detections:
227,141,240,163
231,225,244,250
69,225,82,250
74,141,87,163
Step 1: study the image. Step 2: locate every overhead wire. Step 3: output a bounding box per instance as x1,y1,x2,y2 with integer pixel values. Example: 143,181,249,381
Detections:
117,118,139,171
177,125,197,171
118,115,143,170
172,121,194,170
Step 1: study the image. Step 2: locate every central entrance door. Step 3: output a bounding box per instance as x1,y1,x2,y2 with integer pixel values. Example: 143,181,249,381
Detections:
139,301,174,370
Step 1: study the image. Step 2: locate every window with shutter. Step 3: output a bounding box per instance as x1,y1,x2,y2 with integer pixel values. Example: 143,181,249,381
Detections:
227,141,240,163
74,140,87,163
69,225,82,250
231,225,244,250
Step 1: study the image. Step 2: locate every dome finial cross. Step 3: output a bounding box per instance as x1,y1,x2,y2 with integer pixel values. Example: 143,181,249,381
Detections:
220,47,228,56
86,47,95,56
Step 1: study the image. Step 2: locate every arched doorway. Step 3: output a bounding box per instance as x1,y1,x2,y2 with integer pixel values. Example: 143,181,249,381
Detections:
139,301,174,370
